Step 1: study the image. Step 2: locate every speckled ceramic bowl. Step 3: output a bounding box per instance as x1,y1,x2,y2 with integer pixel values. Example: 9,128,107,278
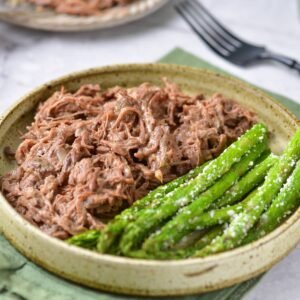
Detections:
0,64,299,296
0,0,169,31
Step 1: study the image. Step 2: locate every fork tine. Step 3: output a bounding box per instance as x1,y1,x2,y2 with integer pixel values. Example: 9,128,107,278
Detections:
176,2,230,57
187,0,243,47
186,0,240,50
182,1,236,53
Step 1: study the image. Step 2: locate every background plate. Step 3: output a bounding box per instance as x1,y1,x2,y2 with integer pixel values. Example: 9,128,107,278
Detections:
0,0,169,31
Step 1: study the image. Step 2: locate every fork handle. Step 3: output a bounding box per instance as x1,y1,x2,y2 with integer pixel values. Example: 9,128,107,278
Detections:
259,51,300,72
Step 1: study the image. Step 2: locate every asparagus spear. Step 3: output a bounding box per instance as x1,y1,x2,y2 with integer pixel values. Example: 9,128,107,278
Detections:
243,160,300,244
188,189,258,229
143,191,258,259
97,160,210,253
67,230,101,249
153,226,226,260
212,154,278,209
193,226,225,252
119,124,268,255
127,226,225,260
194,127,300,257
142,144,265,253
124,247,191,260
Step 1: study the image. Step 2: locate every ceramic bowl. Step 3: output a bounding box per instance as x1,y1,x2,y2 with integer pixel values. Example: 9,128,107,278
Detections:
0,0,169,31
0,64,299,296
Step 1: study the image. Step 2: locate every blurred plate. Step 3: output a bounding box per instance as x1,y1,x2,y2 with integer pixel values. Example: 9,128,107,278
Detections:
0,0,169,31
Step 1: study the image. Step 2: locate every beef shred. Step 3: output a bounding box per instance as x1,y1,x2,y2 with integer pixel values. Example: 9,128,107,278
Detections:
1,80,255,239
26,0,134,15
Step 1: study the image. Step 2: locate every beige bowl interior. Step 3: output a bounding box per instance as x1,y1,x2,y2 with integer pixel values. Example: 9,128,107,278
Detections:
0,64,299,296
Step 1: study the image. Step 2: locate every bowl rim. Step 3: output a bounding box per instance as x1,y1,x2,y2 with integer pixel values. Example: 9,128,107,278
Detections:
0,62,299,268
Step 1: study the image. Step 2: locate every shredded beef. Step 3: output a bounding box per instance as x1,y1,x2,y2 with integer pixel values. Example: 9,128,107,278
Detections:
1,79,255,239
26,0,135,15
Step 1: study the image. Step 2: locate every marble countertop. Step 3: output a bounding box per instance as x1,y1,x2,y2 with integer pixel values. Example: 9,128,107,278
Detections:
0,0,299,299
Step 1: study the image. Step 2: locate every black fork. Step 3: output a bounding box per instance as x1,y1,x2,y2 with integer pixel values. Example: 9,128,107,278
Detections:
175,0,300,72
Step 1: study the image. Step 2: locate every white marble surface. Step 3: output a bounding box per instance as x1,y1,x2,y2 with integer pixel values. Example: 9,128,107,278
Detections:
0,0,300,299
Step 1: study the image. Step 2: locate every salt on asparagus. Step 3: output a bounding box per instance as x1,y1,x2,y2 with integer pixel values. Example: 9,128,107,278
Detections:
194,127,300,257
142,190,258,259
142,144,266,253
212,154,278,209
119,124,268,255
243,160,300,244
183,189,258,231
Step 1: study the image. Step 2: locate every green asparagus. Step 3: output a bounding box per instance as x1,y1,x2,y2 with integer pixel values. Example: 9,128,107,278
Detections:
67,230,101,249
119,124,268,255
194,127,300,257
142,144,266,253
243,160,300,243
192,226,225,251
212,154,278,209
185,189,257,230
139,190,257,259
128,226,225,260
125,247,191,260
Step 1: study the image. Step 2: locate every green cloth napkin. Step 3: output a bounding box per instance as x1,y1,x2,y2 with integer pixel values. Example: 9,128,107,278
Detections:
160,48,300,117
0,48,299,300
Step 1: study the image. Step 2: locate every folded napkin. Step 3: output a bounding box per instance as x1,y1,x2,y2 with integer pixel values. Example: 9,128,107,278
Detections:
0,48,299,300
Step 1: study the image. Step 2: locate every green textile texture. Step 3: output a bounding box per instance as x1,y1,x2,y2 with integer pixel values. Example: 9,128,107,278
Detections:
160,48,300,117
0,48,299,300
